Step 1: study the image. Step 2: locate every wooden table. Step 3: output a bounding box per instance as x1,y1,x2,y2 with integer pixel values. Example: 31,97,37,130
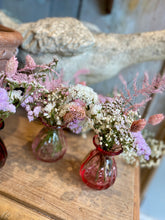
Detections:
0,108,139,220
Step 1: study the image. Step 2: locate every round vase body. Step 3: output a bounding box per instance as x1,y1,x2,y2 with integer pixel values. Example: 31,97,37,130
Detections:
0,120,7,168
0,138,8,168
32,127,67,162
80,149,117,190
80,135,122,190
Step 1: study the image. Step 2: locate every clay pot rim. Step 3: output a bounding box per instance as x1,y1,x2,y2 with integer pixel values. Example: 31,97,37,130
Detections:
0,24,23,46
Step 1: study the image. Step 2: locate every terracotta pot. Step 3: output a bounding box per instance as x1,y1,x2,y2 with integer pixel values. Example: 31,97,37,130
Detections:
0,24,23,71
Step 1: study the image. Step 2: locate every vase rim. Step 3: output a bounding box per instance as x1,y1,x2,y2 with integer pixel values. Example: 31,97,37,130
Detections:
39,117,66,129
93,135,123,156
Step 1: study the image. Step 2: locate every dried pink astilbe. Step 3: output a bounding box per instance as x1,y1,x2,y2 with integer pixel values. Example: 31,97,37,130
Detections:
4,56,64,91
119,73,165,112
133,72,140,95
148,114,165,125
136,73,165,95
73,69,89,84
5,56,18,77
142,72,150,88
18,56,60,82
150,74,165,93
129,97,152,111
119,74,132,103
42,75,63,91
130,119,147,132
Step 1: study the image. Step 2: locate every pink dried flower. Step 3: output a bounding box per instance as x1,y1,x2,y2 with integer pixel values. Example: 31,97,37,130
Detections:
119,73,165,113
98,94,114,104
42,75,63,91
5,56,18,76
73,69,89,84
98,94,107,103
63,104,86,124
74,99,86,107
130,119,147,132
148,114,164,125
7,72,28,84
25,55,36,68
78,81,86,86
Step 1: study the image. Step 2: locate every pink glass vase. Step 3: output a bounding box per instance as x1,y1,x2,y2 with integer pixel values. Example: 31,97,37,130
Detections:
0,119,8,168
32,126,67,162
79,135,123,190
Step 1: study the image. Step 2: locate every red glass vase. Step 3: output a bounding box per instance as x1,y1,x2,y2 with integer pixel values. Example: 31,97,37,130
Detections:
32,126,67,162
0,119,8,168
79,135,123,190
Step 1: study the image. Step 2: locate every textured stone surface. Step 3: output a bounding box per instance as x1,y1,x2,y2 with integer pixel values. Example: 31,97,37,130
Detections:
0,11,165,84
0,11,19,29
17,17,95,56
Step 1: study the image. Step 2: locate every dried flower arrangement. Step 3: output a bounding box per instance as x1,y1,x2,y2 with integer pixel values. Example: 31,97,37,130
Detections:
0,55,48,121
0,87,16,120
141,130,165,167
1,55,165,167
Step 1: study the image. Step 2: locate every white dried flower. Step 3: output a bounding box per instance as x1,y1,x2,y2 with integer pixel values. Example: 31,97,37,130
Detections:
68,84,98,105
44,103,54,114
9,90,22,101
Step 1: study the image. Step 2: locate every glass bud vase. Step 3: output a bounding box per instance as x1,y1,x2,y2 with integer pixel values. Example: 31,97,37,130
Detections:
79,135,123,190
0,119,8,168
0,138,8,168
32,126,67,162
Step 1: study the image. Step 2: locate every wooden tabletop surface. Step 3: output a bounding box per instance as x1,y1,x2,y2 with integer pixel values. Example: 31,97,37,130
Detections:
0,108,139,220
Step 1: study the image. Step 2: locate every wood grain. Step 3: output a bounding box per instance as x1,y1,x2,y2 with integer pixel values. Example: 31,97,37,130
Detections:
0,194,50,220
133,165,140,220
0,108,139,220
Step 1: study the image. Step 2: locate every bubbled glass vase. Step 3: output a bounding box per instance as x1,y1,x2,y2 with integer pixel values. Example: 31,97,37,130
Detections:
80,135,123,190
32,126,67,162
0,119,8,168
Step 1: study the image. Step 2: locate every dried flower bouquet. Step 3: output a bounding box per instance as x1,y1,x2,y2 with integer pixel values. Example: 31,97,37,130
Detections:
1,55,165,167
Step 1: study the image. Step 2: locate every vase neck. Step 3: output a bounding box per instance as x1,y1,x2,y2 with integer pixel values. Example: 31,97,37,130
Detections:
39,117,65,129
93,135,123,156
